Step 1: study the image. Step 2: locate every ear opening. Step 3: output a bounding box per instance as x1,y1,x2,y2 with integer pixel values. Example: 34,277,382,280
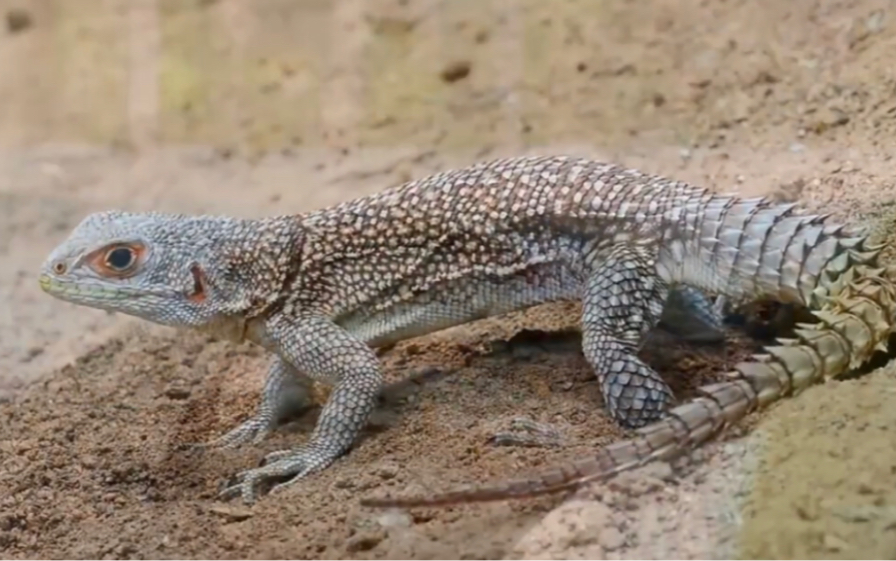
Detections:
188,264,208,303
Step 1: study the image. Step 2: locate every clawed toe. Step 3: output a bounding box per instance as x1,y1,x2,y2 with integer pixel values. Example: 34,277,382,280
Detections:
262,449,294,464
217,444,336,504
202,416,276,451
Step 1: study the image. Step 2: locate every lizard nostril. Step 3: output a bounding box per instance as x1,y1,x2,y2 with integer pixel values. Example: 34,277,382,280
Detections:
53,261,67,275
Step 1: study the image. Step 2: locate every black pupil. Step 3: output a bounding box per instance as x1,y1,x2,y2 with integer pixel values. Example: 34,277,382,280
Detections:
107,247,134,269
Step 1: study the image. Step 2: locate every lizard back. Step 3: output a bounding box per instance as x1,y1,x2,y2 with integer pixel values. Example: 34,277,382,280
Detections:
289,155,872,346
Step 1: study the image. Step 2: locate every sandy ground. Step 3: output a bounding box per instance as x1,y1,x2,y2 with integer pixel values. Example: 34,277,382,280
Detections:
2,0,896,558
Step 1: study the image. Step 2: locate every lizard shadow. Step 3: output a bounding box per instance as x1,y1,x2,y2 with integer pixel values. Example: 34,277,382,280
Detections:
236,317,771,497
225,299,798,496
178,296,896,502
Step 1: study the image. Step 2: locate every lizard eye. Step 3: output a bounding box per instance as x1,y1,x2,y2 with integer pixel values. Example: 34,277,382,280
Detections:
52,261,67,275
104,246,136,271
88,242,145,278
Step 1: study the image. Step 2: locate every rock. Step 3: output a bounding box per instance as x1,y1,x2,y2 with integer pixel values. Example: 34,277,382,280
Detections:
163,386,191,400
345,529,385,552
440,61,471,83
207,505,253,523
376,509,412,529
6,9,32,34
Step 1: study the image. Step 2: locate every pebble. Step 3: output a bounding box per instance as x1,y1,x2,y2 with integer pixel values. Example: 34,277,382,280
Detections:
345,529,385,552
376,509,412,528
208,505,254,523
5,9,32,33
440,60,472,83
375,463,399,480
163,386,191,400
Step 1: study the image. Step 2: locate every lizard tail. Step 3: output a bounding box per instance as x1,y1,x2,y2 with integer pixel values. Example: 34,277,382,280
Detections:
360,263,896,509
358,380,755,508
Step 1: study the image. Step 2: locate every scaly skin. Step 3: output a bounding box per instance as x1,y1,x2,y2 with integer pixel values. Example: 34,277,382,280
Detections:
38,155,875,504
359,209,896,509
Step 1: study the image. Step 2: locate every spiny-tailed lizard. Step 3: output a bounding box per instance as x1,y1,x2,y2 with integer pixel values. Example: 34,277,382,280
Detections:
38,155,892,506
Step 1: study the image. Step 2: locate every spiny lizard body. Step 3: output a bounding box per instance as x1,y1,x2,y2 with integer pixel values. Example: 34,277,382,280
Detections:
39,155,887,505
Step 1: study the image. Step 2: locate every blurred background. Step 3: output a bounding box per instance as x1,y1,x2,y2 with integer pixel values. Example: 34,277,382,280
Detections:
4,0,893,155
2,1,896,559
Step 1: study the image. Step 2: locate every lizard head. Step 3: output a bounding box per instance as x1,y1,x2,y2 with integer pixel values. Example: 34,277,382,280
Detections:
39,210,297,327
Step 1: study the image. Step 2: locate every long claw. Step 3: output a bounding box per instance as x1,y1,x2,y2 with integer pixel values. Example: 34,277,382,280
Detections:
217,443,337,504
198,415,277,452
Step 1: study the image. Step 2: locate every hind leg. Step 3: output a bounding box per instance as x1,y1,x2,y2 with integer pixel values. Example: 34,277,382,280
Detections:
582,243,673,429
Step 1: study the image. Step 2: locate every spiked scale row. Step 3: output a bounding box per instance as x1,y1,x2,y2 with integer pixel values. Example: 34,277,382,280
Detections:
359,247,896,509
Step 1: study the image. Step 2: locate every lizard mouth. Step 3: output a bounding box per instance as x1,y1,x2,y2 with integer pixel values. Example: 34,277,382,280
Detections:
38,274,172,302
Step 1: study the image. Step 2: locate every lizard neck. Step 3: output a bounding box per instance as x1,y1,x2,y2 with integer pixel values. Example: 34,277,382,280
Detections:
205,215,308,321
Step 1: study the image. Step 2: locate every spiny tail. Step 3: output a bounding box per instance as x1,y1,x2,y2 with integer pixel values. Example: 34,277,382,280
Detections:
360,262,896,509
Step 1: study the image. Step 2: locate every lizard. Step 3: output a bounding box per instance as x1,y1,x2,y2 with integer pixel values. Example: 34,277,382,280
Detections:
37,154,881,505
359,199,896,508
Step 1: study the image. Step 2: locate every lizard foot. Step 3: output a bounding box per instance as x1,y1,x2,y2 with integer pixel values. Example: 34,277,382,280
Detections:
489,416,566,448
660,286,728,344
218,442,337,504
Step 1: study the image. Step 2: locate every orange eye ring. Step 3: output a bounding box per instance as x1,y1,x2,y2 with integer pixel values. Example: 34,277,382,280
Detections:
86,242,146,278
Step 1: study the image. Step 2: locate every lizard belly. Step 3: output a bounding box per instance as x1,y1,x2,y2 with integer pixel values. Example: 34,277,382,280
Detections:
340,263,583,348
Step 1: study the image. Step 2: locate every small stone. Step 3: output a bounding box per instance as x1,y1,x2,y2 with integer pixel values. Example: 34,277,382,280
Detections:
163,387,191,400
208,505,253,523
377,509,412,528
376,463,399,480
809,108,850,134
345,529,385,552
6,9,32,34
115,543,137,557
333,476,355,489
440,60,471,83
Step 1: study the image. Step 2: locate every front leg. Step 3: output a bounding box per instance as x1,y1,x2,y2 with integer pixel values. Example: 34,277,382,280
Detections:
220,313,382,504
202,357,315,449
